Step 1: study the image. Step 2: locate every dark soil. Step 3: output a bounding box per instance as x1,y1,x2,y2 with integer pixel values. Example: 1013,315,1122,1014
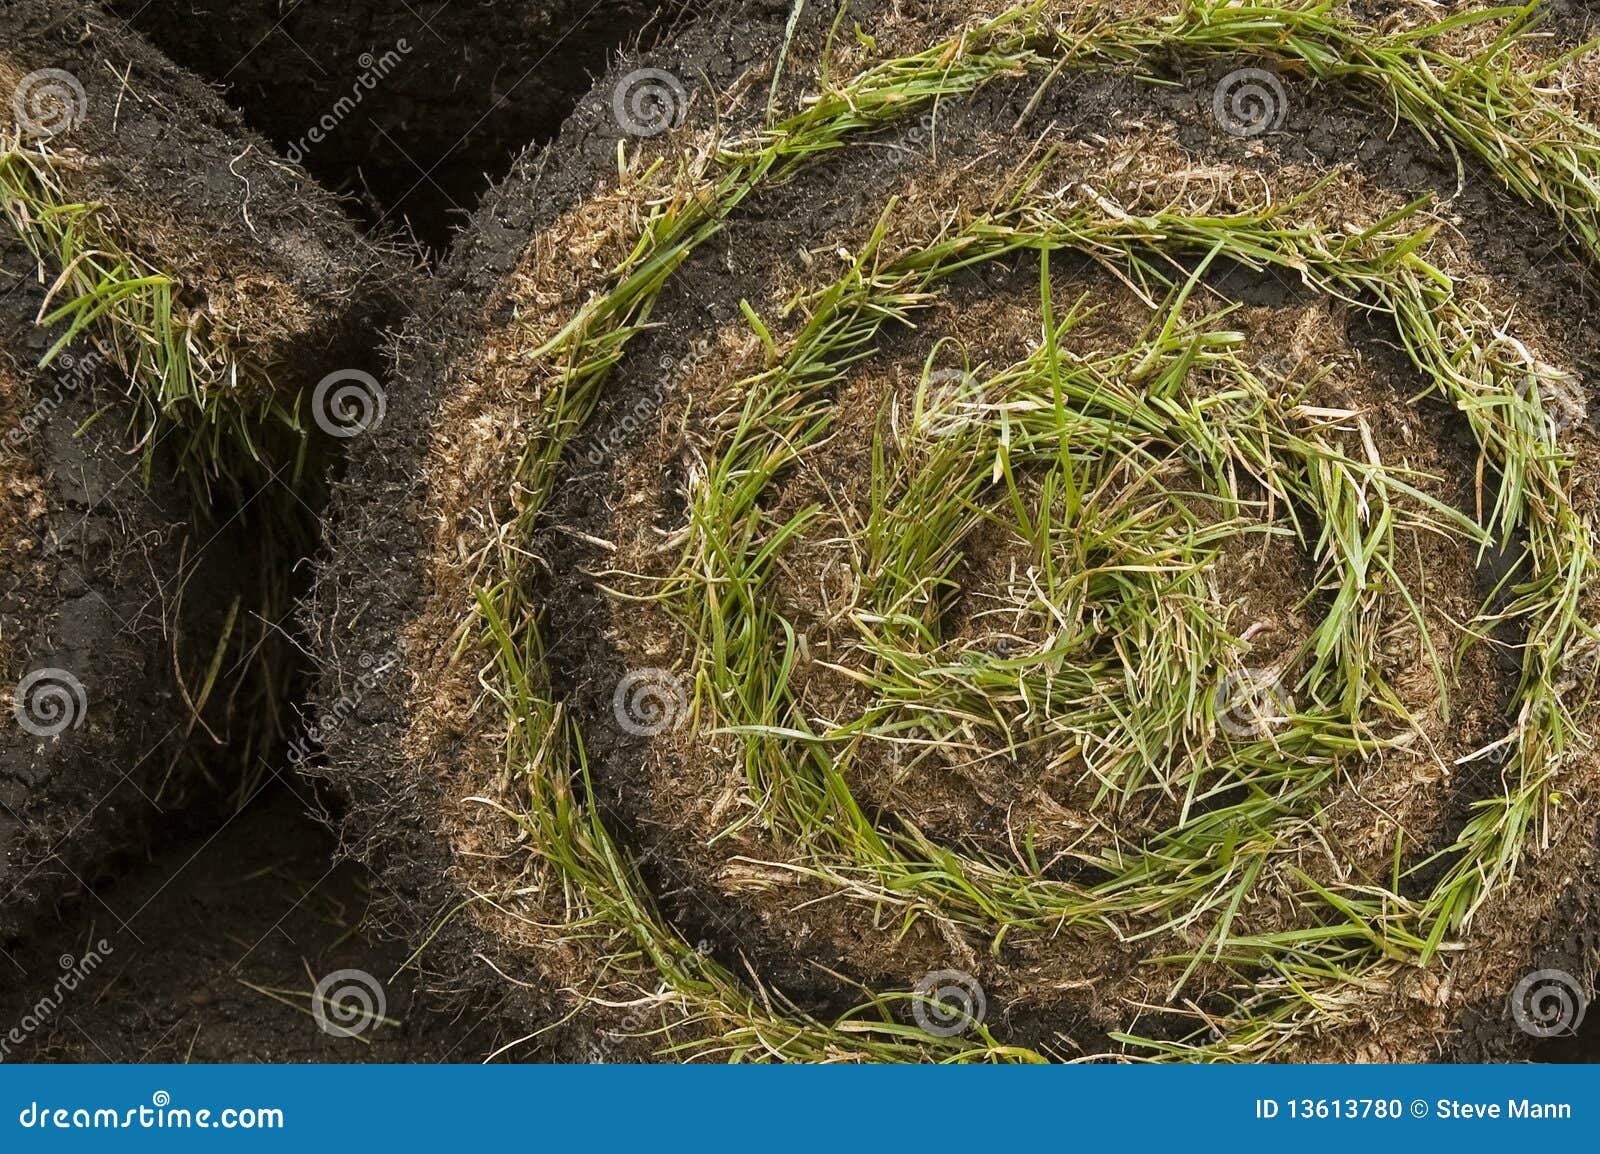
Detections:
1,0,403,1054
1454,847,1600,1063
0,779,536,1062
0,238,255,944
104,0,697,253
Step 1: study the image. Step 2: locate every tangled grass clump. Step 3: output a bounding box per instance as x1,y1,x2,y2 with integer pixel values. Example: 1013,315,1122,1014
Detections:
412,0,1600,1061
0,143,301,486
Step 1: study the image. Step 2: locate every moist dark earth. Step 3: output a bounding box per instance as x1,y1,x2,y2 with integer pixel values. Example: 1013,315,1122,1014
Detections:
0,783,543,1062
105,0,697,254
2,1,1598,1062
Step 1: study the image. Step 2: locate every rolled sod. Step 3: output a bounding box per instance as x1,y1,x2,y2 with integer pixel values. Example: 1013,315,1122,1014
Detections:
313,1,1600,1061
0,239,271,942
0,0,404,484
1,0,403,941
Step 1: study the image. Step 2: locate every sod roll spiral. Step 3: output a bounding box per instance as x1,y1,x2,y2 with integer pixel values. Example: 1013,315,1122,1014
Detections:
316,1,1600,1062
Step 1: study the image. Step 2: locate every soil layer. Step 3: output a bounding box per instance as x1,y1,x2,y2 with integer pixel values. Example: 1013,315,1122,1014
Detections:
0,237,263,944
105,0,700,251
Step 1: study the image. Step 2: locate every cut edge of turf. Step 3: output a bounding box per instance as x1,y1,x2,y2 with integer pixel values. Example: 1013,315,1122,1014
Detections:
425,0,1600,1062
0,138,312,492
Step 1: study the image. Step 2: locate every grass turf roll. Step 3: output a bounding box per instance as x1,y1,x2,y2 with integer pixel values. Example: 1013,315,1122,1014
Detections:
1,0,404,942
0,0,405,490
0,239,272,942
311,0,1600,1062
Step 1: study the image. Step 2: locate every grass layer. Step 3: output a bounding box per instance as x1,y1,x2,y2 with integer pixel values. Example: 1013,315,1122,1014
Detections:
463,0,1597,1060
